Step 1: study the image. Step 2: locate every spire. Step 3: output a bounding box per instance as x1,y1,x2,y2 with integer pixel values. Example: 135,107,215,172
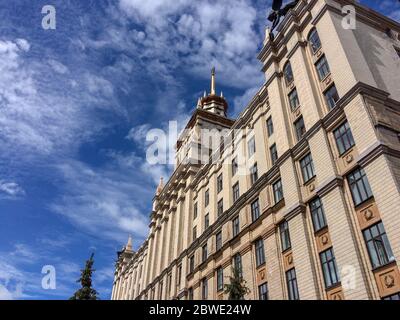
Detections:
197,97,202,109
156,177,164,195
211,67,216,95
125,235,133,252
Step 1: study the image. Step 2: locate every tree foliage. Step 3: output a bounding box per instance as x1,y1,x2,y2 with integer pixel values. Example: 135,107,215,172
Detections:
224,267,250,300
70,253,99,300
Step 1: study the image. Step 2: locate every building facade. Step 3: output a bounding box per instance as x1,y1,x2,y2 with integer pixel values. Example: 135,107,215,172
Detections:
111,0,400,300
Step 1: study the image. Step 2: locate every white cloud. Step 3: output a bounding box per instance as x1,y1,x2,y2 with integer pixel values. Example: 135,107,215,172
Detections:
0,180,25,199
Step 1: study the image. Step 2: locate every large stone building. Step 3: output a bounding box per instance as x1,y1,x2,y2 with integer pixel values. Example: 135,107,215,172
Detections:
111,0,400,300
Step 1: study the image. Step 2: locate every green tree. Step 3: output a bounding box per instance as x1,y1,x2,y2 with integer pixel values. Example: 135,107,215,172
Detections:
224,267,250,300
70,253,99,300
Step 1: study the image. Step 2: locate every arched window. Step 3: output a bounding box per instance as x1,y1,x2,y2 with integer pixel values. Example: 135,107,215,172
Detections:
283,62,294,85
308,28,322,53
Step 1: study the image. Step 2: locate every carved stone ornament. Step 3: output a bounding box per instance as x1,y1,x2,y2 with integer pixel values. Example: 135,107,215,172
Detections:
345,154,353,163
384,275,395,288
363,209,374,221
287,255,293,264
321,235,329,245
309,183,315,192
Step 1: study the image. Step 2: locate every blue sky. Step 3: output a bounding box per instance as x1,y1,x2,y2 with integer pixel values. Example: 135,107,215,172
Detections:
0,0,398,300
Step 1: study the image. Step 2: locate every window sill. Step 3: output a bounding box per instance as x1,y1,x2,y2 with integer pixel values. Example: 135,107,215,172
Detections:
319,72,332,83
303,175,316,187
325,282,342,291
354,196,375,210
281,247,292,254
371,260,397,273
256,262,266,270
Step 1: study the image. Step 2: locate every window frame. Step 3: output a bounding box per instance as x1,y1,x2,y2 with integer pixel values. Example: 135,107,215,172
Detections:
347,168,373,207
216,231,222,251
270,143,278,165
255,238,266,267
233,253,243,279
324,85,339,110
283,62,294,85
280,221,292,252
233,182,240,202
315,55,330,81
363,222,395,269
308,28,322,53
266,117,274,136
250,163,258,185
251,198,261,222
189,255,195,273
217,199,224,217
248,136,256,157
288,88,300,111
320,248,340,288
286,268,299,300
201,278,208,299
217,267,224,292
273,179,284,204
217,173,223,193
204,213,209,230
232,157,238,176
310,197,327,232
232,216,240,237
300,153,315,184
258,283,269,300
294,116,306,141
205,189,209,207
333,121,355,156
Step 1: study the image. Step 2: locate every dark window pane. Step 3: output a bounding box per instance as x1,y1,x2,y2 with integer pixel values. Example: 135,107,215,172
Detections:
334,121,355,156
286,268,299,300
250,163,258,185
284,62,294,85
294,116,306,141
363,222,395,268
310,197,327,232
320,248,340,288
273,179,283,203
325,85,339,110
258,283,268,300
255,238,266,267
251,198,260,222
270,144,278,165
289,88,300,110
233,182,240,202
309,29,322,53
280,221,292,251
347,168,373,206
267,117,274,136
232,216,240,237
316,56,330,80
300,153,315,183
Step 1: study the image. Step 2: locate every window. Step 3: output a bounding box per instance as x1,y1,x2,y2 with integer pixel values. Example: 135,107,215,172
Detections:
168,273,172,295
193,226,197,241
289,88,300,111
284,62,294,85
280,221,291,252
310,197,327,232
159,281,163,299
202,244,208,263
255,238,266,267
294,116,306,141
250,163,258,185
383,293,400,300
320,248,340,288
217,199,223,217
189,255,195,273
204,213,209,229
193,203,198,219
315,55,330,80
232,157,238,176
363,222,395,269
334,121,355,156
201,278,208,299
347,168,373,206
308,29,321,53
258,283,268,300
324,85,339,110
270,143,278,165
232,216,240,237
216,231,222,251
205,189,209,207
266,117,274,136
188,287,194,300
233,253,243,279
300,153,315,183
251,198,261,222
286,268,299,300
248,137,256,157
273,179,283,204
233,182,240,202
233,254,243,279
217,173,223,193
217,267,224,291
177,264,182,286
